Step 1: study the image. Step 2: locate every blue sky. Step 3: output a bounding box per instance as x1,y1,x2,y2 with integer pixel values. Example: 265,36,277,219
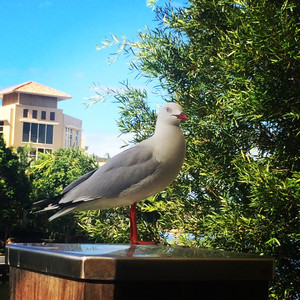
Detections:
0,0,172,156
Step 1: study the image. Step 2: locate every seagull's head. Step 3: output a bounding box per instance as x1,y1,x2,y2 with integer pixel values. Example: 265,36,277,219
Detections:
157,103,188,126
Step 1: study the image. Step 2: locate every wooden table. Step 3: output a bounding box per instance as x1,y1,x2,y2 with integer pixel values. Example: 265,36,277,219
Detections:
6,243,274,300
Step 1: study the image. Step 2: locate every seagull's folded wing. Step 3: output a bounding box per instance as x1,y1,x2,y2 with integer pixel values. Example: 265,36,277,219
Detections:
59,144,160,204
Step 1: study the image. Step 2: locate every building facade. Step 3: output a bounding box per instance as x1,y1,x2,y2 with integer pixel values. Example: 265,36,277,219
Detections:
0,81,84,158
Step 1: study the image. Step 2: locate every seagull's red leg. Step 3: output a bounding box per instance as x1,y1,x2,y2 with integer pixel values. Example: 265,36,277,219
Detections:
129,203,138,242
129,203,156,245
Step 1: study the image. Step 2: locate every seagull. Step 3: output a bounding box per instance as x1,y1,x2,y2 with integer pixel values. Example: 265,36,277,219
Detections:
33,102,188,244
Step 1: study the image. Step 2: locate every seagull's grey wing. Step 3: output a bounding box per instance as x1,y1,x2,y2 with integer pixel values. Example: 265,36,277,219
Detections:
60,144,160,203
98,145,160,198
62,169,97,194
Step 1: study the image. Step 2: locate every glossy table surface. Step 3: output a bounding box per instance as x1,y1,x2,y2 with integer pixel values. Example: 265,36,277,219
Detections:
6,243,274,281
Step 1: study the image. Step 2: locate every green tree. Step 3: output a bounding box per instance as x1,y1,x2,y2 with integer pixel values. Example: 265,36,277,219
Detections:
28,148,98,242
86,0,299,298
0,136,31,242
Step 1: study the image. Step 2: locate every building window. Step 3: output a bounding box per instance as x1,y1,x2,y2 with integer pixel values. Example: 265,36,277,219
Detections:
0,121,4,136
38,124,46,143
65,128,80,148
50,112,55,121
74,130,79,147
41,111,46,120
23,109,28,118
32,110,37,119
65,127,73,148
22,122,30,142
37,148,52,159
28,148,37,160
29,148,52,160
31,123,38,142
38,148,45,157
46,125,53,144
22,122,53,144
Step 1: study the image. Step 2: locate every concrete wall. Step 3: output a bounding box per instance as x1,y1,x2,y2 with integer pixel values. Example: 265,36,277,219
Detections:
2,93,18,106
0,104,14,146
19,94,58,108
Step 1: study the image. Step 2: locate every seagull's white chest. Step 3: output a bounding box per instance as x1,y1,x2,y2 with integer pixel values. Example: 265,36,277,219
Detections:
153,127,186,169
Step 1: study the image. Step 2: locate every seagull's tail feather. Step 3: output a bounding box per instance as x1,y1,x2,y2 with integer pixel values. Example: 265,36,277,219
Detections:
32,194,77,221
48,207,77,222
32,194,63,212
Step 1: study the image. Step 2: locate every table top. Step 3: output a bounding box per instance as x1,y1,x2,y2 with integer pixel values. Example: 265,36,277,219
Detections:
6,243,274,281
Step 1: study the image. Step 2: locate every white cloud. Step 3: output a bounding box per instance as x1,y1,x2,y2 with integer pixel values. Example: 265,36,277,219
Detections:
73,71,84,78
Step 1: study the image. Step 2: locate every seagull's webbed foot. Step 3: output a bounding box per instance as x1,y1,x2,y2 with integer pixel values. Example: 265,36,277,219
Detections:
130,238,157,245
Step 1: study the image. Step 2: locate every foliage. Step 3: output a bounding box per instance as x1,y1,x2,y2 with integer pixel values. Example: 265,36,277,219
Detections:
0,136,31,241
28,148,98,242
16,144,38,171
77,205,160,243
85,0,300,298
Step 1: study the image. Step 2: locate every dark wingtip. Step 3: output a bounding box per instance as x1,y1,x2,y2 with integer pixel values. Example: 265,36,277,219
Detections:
32,194,63,210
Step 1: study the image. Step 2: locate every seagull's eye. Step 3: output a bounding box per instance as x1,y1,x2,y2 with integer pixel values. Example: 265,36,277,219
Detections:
166,107,171,113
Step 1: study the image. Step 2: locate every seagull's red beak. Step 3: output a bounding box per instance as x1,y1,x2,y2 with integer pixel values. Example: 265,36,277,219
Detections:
175,112,188,121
